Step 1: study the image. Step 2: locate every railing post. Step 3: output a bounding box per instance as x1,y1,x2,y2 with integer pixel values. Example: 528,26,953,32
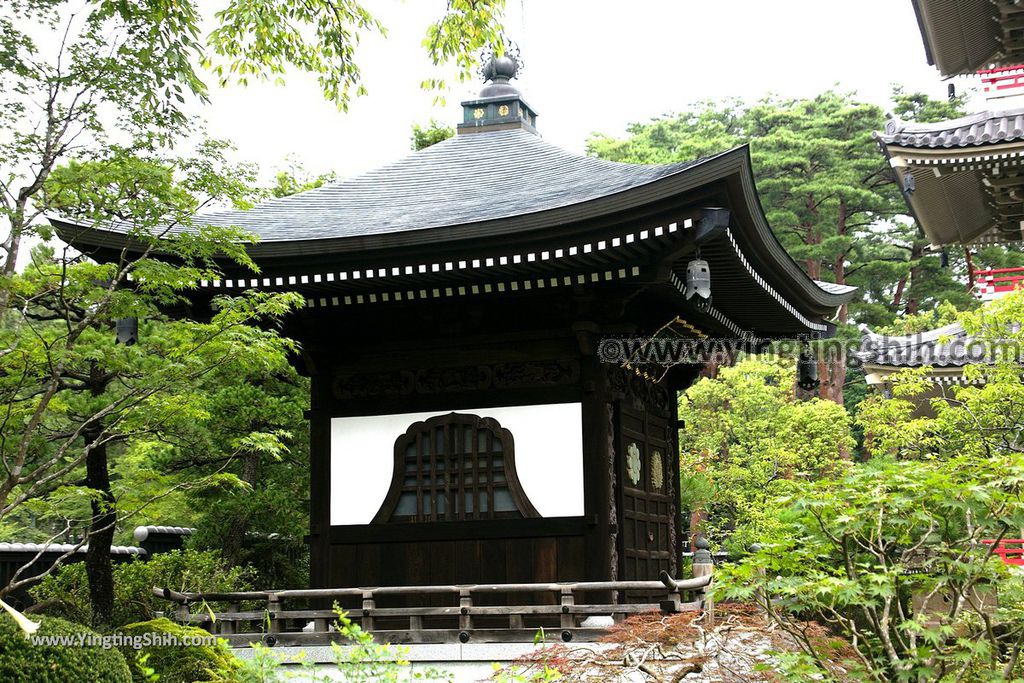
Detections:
659,571,682,613
267,594,281,635
459,588,473,632
560,587,575,630
175,600,190,625
361,591,376,632
221,602,237,636
692,537,714,626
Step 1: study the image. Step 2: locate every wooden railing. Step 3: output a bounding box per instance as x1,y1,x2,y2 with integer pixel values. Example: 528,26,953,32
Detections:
982,539,1024,566
153,571,713,646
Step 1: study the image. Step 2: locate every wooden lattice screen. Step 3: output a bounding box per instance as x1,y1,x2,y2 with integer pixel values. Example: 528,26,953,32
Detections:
372,412,539,523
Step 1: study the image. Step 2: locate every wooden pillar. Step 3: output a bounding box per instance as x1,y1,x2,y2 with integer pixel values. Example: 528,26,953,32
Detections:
580,352,614,586
459,588,473,631
308,373,332,590
670,393,684,578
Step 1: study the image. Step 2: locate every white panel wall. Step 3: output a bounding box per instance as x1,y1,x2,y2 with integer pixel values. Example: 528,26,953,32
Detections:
330,403,584,525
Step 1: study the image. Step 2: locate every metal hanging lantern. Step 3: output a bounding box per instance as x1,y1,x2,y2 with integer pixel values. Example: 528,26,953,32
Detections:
115,317,138,346
684,255,711,302
797,346,819,391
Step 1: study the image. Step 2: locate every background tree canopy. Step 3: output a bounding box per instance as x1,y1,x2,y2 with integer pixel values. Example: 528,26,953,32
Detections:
714,291,1024,682
587,90,1024,404
0,0,508,628
679,358,855,553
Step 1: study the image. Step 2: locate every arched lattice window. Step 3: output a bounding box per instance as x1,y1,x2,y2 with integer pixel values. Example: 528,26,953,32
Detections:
372,412,539,523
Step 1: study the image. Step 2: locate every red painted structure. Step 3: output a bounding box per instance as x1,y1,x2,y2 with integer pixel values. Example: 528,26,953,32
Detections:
979,65,1024,99
982,539,1024,566
972,267,1024,301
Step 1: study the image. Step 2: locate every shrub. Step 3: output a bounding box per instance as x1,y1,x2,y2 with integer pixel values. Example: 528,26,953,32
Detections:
222,607,453,682
114,618,239,683
31,549,252,628
0,614,131,682
716,454,1024,682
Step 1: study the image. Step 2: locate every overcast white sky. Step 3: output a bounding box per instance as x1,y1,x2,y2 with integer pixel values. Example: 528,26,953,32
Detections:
197,0,982,182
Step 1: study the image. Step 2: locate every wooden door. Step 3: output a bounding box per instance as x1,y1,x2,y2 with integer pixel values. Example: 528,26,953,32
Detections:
617,403,675,582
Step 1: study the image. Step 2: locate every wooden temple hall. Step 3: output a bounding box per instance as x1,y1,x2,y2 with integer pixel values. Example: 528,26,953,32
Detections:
54,53,855,641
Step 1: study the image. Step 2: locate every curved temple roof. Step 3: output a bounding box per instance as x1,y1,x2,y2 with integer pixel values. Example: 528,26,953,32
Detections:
53,124,855,338
55,130,704,257
911,0,1016,76
195,130,699,243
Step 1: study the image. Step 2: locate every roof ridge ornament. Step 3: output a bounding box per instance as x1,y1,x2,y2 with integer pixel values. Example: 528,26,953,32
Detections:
477,38,524,99
479,39,523,85
458,37,538,135
884,114,907,137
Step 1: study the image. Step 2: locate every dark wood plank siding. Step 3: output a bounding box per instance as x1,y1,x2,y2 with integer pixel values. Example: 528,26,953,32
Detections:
327,523,585,599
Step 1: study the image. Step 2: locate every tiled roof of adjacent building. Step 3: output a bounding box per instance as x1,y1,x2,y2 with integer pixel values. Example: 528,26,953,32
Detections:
858,321,975,367
132,526,195,542
878,108,1024,148
0,542,144,555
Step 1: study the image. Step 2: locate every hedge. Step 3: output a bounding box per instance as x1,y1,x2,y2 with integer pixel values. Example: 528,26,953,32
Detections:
0,613,131,682
114,618,239,683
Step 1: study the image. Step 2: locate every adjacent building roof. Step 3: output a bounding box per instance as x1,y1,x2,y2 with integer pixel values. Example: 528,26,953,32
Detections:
876,111,1024,245
911,0,1020,76
0,542,144,556
879,108,1024,148
859,321,975,369
857,319,1023,390
132,526,195,542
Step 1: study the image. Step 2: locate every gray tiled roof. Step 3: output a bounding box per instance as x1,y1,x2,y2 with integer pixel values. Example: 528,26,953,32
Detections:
878,108,1024,148
132,526,195,542
185,130,697,242
0,542,144,555
858,322,976,367
51,137,858,315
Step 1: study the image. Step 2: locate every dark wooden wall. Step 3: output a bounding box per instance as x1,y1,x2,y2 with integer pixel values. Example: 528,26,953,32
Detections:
328,519,585,592
302,290,693,591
